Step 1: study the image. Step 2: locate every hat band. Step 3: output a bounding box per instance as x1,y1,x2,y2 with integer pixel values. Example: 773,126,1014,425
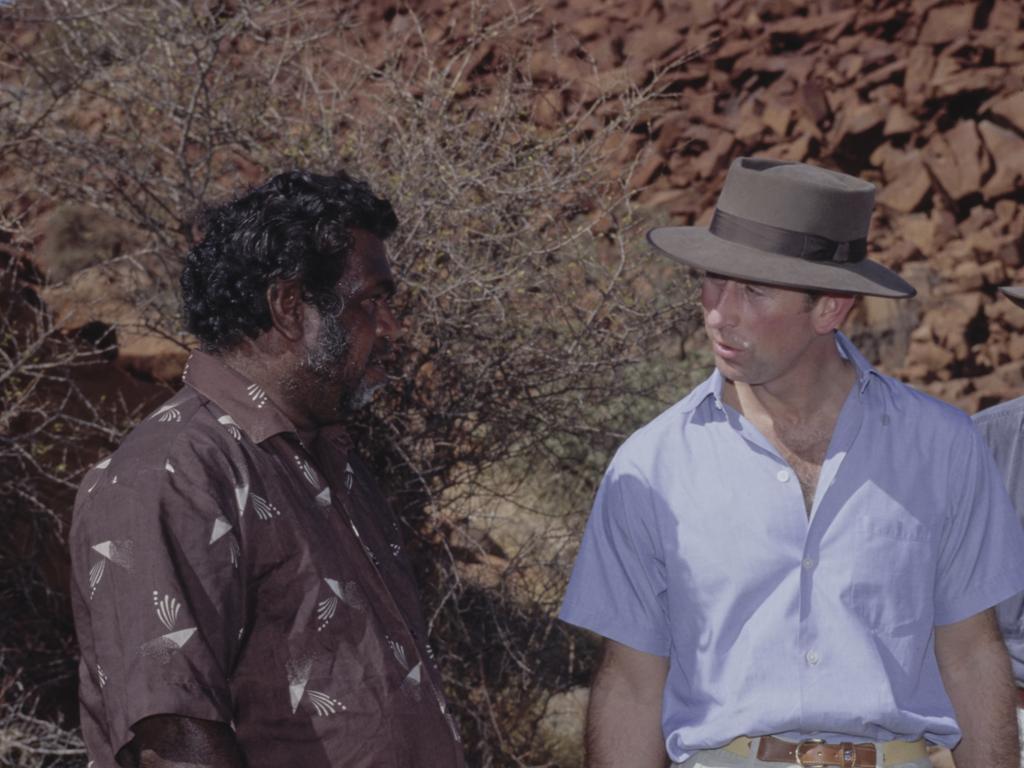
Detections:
710,209,867,264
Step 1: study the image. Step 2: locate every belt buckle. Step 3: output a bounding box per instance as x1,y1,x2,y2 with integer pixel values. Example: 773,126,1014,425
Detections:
795,739,828,768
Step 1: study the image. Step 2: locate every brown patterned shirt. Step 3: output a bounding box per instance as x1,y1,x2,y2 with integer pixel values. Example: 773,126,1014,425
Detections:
70,351,463,768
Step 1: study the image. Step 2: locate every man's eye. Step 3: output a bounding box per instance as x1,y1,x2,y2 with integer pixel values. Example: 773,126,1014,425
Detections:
745,285,764,297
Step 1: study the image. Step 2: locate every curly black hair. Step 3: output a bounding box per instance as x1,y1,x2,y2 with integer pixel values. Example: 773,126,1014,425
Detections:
181,170,398,351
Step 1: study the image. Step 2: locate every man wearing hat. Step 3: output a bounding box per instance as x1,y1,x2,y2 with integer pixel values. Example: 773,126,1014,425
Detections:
560,157,1024,768
971,284,1024,768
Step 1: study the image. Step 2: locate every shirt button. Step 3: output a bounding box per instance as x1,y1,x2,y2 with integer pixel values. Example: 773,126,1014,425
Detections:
802,557,815,570
806,650,821,666
776,469,790,483
714,400,723,411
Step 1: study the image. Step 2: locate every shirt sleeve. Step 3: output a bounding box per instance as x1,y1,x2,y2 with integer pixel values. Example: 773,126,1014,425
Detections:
70,436,246,757
558,454,670,656
933,418,1024,626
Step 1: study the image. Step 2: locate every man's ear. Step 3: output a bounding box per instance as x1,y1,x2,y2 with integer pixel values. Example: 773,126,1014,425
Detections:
812,293,856,335
266,279,306,342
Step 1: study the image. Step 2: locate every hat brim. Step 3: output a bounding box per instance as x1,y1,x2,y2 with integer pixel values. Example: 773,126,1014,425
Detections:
1000,286,1024,308
648,226,916,298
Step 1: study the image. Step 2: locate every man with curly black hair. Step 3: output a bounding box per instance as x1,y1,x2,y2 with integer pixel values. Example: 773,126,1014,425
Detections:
69,171,465,768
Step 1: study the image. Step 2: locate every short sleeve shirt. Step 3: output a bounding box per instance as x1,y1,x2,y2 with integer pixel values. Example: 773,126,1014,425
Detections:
70,351,464,768
972,396,1024,685
560,333,1024,762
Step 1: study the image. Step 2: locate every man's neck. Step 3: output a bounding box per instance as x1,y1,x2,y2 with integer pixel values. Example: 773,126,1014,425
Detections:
216,346,318,438
723,337,857,515
724,338,856,428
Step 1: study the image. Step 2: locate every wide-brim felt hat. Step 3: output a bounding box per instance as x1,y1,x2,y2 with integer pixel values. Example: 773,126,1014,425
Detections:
647,157,916,298
1001,286,1024,308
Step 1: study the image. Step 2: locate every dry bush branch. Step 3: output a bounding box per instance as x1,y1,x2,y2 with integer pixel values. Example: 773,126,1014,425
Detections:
1,2,706,764
0,674,85,768
0,248,165,768
318,19,702,763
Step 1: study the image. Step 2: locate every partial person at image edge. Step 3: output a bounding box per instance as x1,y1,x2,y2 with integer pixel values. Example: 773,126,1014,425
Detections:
972,283,1024,768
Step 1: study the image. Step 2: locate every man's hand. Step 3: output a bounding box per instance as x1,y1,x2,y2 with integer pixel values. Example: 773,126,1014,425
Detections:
935,608,1019,768
585,638,670,768
116,715,245,768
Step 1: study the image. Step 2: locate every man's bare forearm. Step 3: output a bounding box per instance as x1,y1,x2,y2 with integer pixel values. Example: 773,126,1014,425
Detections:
935,609,1019,768
117,715,245,768
585,639,670,768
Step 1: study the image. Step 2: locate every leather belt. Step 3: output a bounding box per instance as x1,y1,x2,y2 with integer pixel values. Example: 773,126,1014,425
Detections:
722,735,928,767
759,736,875,767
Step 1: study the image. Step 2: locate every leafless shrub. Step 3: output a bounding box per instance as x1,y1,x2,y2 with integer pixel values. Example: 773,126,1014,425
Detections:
1,2,704,764
0,252,142,768
0,673,85,768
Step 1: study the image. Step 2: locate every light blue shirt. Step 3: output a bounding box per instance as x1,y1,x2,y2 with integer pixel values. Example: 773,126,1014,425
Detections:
560,333,1024,762
973,396,1024,686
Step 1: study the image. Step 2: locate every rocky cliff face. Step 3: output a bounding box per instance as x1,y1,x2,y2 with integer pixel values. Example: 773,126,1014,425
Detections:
493,0,1024,411
11,0,1024,409
338,0,1024,410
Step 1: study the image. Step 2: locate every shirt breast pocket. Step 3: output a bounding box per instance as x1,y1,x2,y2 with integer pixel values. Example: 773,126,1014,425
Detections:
849,510,937,635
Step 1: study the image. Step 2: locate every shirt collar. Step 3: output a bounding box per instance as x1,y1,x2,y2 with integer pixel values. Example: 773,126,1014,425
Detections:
679,330,879,415
182,350,297,444
833,330,879,394
679,368,725,414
